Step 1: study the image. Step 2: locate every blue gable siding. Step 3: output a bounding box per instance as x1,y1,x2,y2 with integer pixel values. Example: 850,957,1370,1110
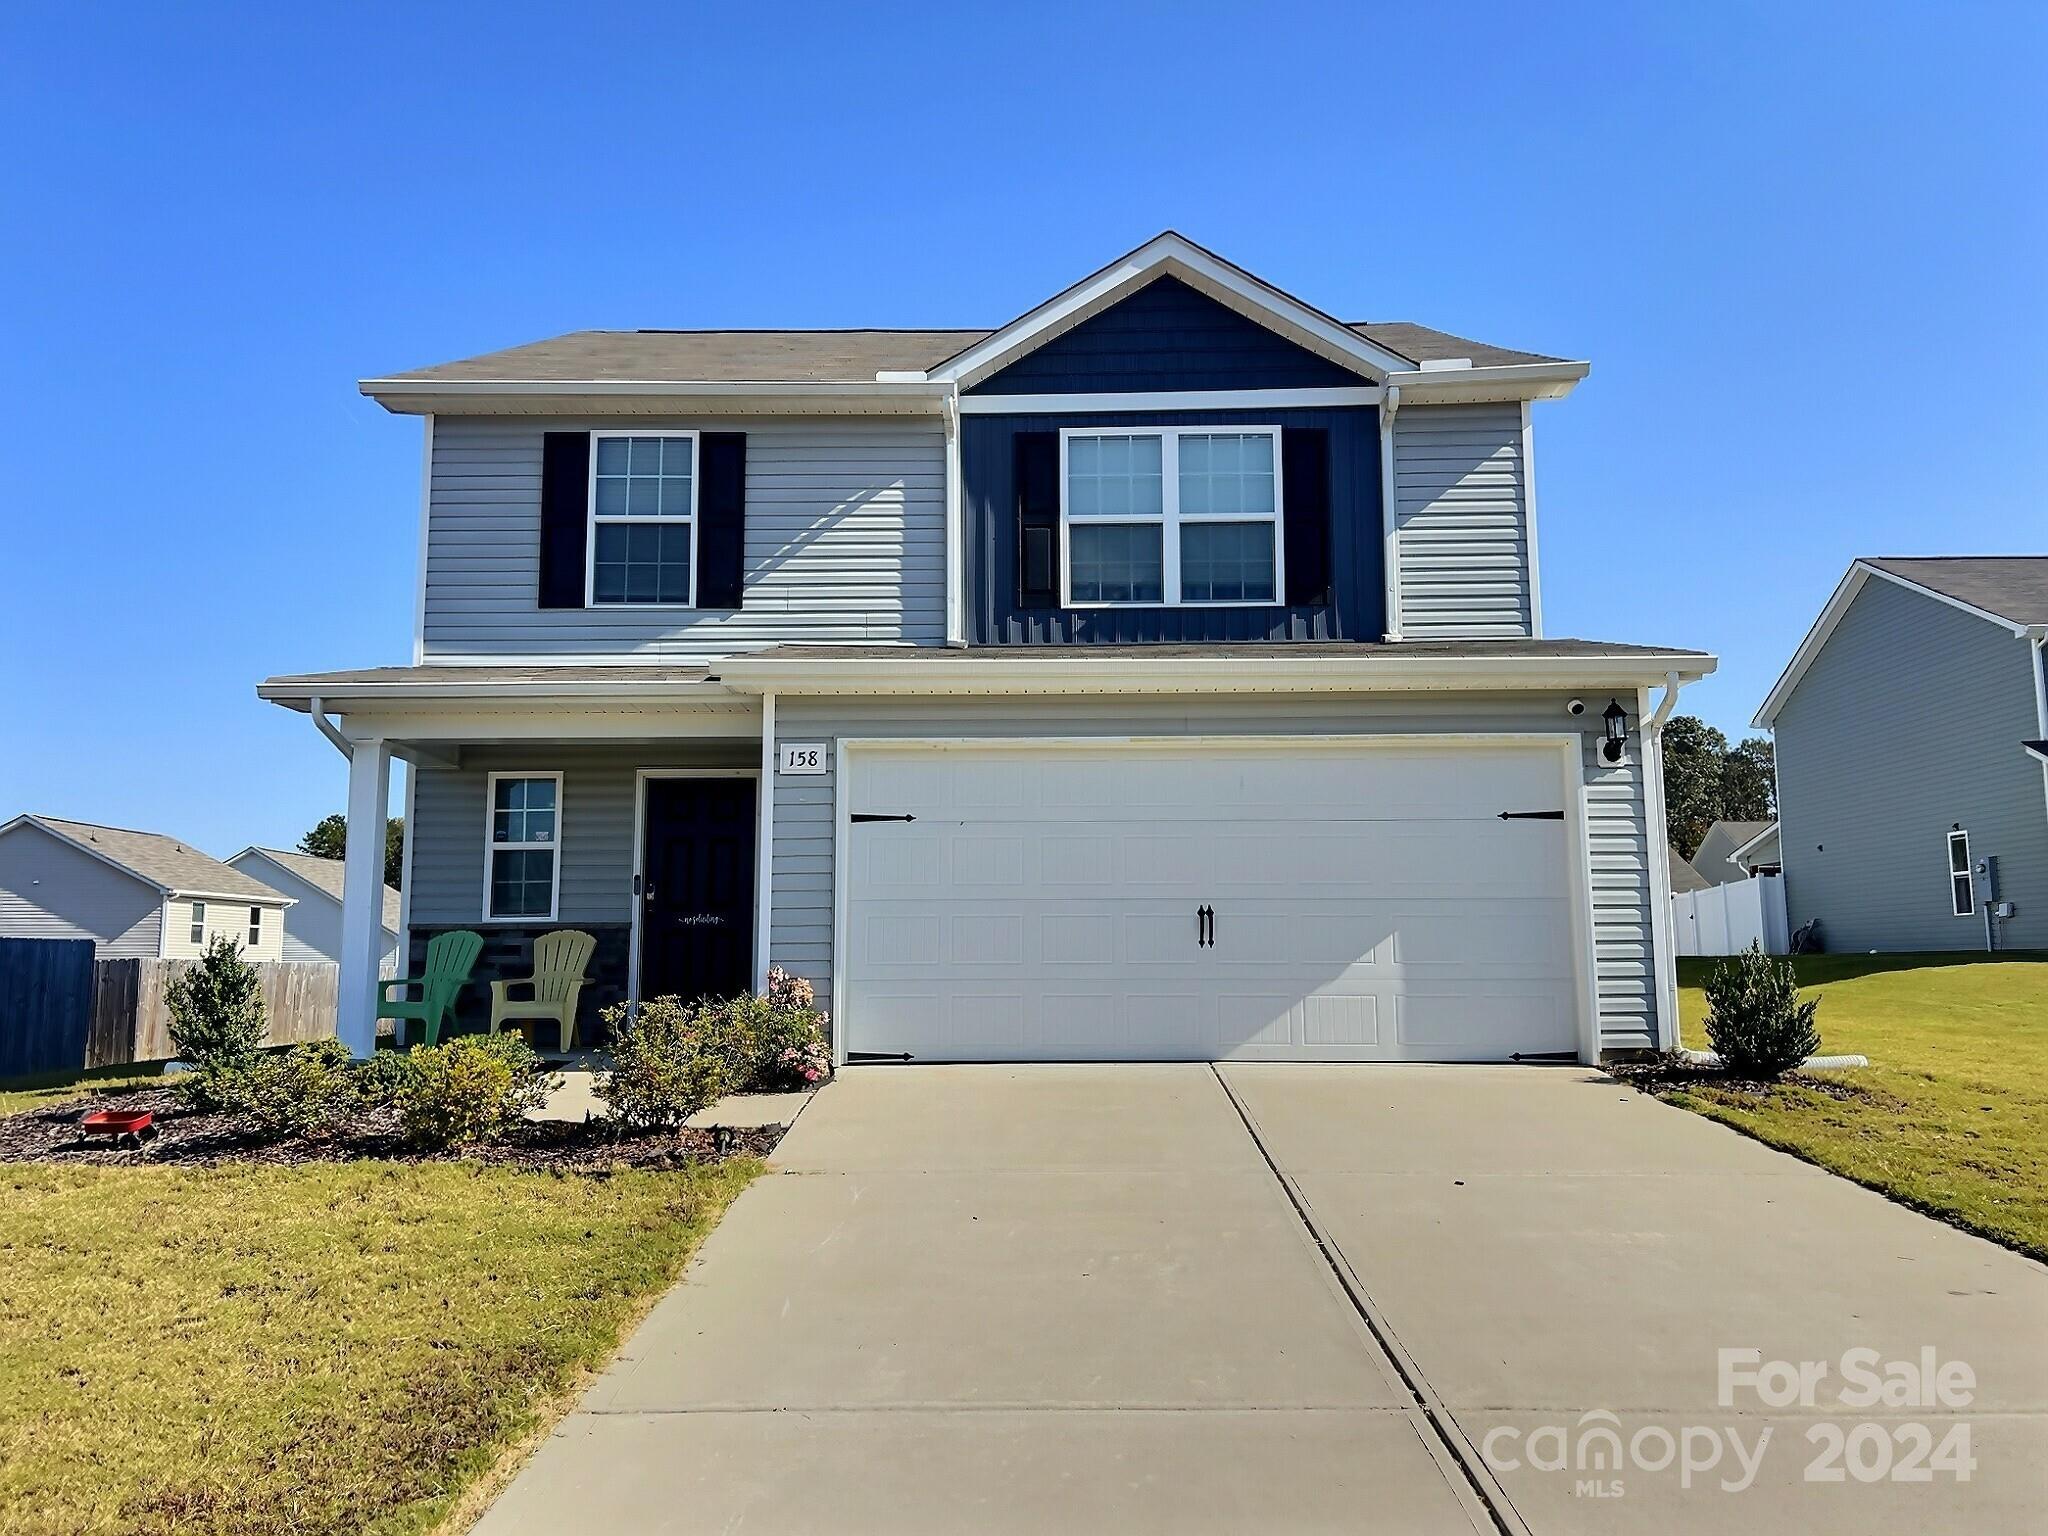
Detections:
967,276,1367,394
963,406,1383,645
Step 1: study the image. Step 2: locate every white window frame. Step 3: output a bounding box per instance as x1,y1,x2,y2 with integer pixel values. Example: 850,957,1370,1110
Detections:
247,906,263,948
1948,829,1974,918
189,900,205,946
485,771,564,923
585,429,700,609
1058,425,1285,608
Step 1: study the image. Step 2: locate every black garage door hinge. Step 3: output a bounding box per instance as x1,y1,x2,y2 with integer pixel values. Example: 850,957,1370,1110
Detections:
851,812,917,824
1498,810,1566,821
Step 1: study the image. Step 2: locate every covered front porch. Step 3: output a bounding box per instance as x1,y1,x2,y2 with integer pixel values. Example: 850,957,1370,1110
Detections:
257,665,779,1056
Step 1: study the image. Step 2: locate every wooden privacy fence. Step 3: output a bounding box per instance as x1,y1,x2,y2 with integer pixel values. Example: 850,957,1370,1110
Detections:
0,937,97,1077
0,940,339,1075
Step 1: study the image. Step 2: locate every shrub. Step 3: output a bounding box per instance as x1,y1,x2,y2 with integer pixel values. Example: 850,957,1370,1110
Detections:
754,967,831,1088
595,996,728,1131
352,1047,417,1108
165,935,268,1108
213,1040,361,1141
395,1034,552,1149
1704,942,1821,1078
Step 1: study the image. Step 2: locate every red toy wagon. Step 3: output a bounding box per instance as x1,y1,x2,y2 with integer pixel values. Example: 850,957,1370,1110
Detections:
80,1107,156,1148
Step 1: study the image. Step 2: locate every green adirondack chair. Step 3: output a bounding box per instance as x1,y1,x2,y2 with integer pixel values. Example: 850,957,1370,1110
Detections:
488,929,596,1055
377,929,483,1047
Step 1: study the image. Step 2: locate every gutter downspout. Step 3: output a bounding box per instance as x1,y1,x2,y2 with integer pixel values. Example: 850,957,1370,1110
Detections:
1379,384,1402,641
308,697,351,758
1641,669,1686,1051
942,388,966,647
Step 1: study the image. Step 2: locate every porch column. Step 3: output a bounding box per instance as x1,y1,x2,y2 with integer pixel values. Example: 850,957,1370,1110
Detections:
337,737,391,1058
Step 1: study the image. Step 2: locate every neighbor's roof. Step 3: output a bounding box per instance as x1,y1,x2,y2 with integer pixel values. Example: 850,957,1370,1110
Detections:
1859,557,2048,628
370,320,1562,390
235,847,400,932
8,815,290,904
1667,846,1712,894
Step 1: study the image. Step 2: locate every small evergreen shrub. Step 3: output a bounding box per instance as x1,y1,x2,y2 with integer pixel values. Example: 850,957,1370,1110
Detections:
595,996,728,1131
395,1034,552,1148
1704,942,1821,1078
351,1047,417,1108
214,1040,360,1141
165,935,268,1109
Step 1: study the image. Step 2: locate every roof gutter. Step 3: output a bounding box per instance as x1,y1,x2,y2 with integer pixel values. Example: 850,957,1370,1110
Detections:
359,377,953,415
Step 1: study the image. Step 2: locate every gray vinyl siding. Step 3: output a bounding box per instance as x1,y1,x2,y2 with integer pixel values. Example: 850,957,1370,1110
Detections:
422,416,945,657
767,693,1664,1054
1393,404,1534,638
1775,577,2048,952
0,822,164,957
407,742,755,926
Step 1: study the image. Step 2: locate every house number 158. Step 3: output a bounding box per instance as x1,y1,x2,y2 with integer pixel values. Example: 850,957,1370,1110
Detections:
779,743,826,775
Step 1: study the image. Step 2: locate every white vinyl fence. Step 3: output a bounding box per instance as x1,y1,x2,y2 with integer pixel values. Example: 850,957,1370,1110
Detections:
1672,874,1790,956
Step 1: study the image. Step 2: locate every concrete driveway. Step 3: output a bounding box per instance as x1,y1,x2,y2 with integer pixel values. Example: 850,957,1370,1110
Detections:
474,1066,2047,1535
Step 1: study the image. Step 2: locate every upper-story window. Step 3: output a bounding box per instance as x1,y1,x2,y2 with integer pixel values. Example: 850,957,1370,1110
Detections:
588,432,697,607
1060,427,1283,606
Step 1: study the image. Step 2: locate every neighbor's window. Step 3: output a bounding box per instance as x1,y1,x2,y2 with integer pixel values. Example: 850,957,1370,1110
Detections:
487,773,561,920
589,432,696,606
247,906,263,948
1948,830,1974,917
190,901,206,946
1062,427,1281,606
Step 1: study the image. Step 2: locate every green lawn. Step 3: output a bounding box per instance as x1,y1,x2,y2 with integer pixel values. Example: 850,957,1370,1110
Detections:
0,1157,761,1536
1672,953,2048,1262
0,1066,166,1118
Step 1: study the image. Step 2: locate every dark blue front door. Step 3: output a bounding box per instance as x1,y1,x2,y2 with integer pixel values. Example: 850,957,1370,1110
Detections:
639,777,756,1003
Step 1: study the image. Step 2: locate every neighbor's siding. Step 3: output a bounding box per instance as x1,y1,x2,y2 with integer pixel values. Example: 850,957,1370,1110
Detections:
768,693,1664,1054
407,742,755,926
0,822,163,958
1776,576,2048,952
162,898,287,961
422,416,946,657
1393,404,1534,638
226,854,399,969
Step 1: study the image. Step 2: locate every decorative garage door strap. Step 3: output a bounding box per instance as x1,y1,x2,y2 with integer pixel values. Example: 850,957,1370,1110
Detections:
850,812,917,823
1498,809,1567,820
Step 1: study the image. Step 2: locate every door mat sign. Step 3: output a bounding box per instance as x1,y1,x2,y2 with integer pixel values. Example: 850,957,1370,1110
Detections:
778,743,827,775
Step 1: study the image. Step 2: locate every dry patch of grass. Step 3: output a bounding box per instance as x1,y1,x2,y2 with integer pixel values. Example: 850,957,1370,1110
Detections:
1671,953,2048,1262
0,1156,760,1535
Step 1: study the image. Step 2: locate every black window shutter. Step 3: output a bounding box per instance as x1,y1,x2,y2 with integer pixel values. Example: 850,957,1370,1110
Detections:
1015,431,1059,607
538,432,591,609
1282,427,1332,606
697,432,747,609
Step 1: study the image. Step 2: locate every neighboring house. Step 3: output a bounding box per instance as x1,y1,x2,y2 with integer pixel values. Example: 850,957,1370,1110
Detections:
1729,822,1781,877
1756,557,2048,952
0,814,291,959
225,847,400,968
1690,819,1778,885
1668,847,1712,894
260,232,1715,1063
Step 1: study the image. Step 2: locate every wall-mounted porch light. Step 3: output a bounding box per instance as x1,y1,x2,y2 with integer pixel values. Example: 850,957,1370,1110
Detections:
1601,699,1629,764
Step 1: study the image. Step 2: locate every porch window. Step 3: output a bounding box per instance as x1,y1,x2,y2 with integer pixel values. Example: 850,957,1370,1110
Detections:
486,773,562,921
588,432,696,607
1948,829,1973,917
1061,427,1281,606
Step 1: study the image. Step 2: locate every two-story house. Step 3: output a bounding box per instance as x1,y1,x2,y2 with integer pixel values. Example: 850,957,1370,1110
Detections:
1754,556,2048,952
260,234,1714,1065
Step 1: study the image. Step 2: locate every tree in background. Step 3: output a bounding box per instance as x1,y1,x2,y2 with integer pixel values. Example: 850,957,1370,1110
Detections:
1660,718,1778,858
299,814,406,890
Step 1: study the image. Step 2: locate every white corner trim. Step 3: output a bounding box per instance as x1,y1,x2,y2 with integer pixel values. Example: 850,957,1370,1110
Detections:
1520,399,1544,638
941,391,965,646
1639,686,1683,1052
1379,386,1402,640
1754,561,2034,728
926,233,1411,389
755,692,777,990
412,414,433,666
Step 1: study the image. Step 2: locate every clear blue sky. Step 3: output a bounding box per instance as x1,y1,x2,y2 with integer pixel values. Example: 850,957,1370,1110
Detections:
3,3,2042,857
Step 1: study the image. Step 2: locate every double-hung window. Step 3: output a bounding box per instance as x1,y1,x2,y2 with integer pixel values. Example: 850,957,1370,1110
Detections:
247,906,263,948
1948,830,1974,917
588,431,697,606
1061,426,1283,606
189,901,206,946
487,773,562,921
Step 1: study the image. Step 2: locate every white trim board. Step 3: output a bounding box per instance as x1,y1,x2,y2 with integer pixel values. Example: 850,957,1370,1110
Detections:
959,386,1382,414
1755,560,2036,727
827,732,1603,1068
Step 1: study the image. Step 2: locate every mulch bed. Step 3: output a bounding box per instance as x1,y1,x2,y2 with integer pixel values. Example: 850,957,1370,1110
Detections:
0,1085,785,1172
1606,1054,1871,1105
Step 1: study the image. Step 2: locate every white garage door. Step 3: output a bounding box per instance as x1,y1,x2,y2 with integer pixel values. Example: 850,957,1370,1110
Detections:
841,741,1587,1063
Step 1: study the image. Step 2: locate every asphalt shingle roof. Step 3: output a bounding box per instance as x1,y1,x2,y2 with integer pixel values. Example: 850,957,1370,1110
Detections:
26,816,287,902
1863,557,2048,628
240,847,400,931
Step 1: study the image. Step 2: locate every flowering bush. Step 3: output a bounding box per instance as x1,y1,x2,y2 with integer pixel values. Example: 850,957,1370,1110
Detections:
754,967,830,1088
776,1040,831,1085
